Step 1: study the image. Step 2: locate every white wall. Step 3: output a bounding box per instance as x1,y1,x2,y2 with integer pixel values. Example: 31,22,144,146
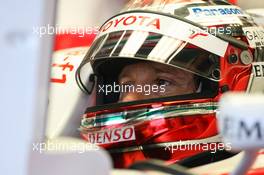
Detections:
238,0,264,9
0,0,56,174
0,1,126,174
56,0,126,28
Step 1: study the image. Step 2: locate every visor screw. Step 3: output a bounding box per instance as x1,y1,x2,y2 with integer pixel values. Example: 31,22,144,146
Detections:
212,68,221,80
82,118,95,126
240,50,253,65
228,54,238,64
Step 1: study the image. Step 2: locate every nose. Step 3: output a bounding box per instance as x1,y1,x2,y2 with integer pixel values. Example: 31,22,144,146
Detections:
119,92,149,102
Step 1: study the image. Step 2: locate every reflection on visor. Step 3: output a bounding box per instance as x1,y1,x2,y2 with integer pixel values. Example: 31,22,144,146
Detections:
77,10,228,97
86,30,220,81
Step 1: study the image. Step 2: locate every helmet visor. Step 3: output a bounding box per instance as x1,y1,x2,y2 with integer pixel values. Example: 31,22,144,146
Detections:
78,11,228,92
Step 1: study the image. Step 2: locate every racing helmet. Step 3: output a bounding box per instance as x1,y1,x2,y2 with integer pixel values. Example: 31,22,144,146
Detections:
76,0,264,168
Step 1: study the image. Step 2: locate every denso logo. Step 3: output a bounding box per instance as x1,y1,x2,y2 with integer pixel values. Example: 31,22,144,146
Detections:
86,125,136,145
100,15,160,32
189,6,243,17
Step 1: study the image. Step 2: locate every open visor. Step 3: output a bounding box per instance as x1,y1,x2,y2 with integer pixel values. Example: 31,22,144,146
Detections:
77,11,229,94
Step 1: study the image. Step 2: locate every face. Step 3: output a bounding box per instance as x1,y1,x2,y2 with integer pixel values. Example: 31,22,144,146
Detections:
118,62,197,102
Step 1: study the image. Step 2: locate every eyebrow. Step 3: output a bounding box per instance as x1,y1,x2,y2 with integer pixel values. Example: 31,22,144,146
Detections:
152,64,179,75
118,63,179,80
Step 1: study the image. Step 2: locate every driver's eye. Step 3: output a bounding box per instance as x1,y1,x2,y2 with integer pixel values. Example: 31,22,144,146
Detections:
155,78,172,87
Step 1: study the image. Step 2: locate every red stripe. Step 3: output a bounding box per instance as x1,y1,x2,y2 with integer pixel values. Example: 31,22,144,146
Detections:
53,33,97,51
228,0,237,5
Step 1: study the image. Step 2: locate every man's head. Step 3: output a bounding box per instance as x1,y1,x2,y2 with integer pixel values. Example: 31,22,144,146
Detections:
77,0,262,168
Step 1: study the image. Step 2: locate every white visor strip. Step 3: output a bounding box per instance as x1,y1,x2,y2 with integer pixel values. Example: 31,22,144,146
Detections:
99,12,228,57
119,30,149,57
148,36,184,62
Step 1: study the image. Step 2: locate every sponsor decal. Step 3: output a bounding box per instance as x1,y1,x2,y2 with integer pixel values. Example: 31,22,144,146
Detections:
47,47,90,138
243,27,264,48
101,15,160,32
218,94,264,150
187,5,246,26
189,6,243,17
85,125,136,144
247,62,264,93
253,62,264,78
50,47,87,84
221,116,264,147
98,12,228,57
